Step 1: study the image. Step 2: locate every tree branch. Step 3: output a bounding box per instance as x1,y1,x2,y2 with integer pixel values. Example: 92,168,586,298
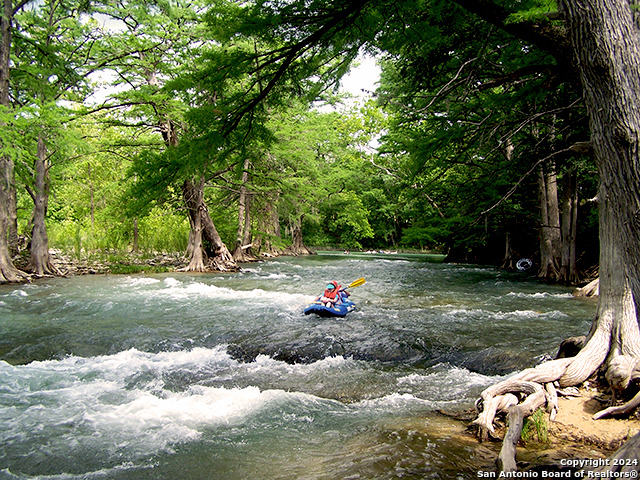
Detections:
451,0,573,67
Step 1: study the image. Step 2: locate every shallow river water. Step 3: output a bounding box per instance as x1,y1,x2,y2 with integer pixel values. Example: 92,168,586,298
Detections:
0,253,597,479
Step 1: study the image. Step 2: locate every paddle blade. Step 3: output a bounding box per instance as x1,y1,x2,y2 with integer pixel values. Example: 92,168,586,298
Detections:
348,277,366,288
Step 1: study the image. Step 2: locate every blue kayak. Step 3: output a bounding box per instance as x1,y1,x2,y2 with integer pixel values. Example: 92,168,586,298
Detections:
304,299,356,318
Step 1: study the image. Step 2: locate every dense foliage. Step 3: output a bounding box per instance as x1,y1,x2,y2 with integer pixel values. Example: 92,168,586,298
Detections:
3,0,600,282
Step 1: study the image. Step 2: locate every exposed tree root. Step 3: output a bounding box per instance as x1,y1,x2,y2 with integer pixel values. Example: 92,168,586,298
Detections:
473,336,640,472
0,256,30,284
594,390,640,419
472,393,518,441
497,390,547,472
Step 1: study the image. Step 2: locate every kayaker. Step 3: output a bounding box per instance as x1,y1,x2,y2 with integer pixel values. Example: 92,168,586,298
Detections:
317,281,342,308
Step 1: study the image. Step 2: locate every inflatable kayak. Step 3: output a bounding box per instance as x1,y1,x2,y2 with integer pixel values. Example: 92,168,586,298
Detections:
304,299,356,318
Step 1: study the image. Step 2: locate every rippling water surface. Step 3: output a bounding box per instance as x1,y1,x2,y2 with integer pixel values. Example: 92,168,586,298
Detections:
0,253,596,479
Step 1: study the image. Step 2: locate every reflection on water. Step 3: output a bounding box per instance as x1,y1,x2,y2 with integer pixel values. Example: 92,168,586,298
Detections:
0,253,595,479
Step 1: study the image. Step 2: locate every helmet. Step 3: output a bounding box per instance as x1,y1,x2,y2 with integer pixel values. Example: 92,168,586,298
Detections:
326,283,336,290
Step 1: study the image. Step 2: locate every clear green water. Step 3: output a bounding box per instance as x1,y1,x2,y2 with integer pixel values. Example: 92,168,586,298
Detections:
0,253,596,479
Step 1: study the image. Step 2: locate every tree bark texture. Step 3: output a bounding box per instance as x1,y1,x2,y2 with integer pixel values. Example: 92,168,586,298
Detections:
537,160,561,281
559,0,640,361
26,133,58,276
182,178,237,272
283,216,314,256
254,193,284,256
232,158,255,262
500,232,518,271
0,0,26,283
560,170,579,284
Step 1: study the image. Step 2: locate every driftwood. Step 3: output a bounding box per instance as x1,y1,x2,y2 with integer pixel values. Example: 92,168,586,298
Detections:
573,278,599,297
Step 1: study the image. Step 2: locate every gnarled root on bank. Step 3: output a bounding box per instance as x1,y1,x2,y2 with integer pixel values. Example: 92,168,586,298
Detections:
472,358,574,442
472,348,640,473
497,388,547,473
594,355,640,419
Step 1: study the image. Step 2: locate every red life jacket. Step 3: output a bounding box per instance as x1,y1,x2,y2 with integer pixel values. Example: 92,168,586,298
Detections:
323,281,341,299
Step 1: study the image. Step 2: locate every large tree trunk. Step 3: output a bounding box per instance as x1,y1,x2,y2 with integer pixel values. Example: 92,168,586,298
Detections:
0,157,24,283
26,133,59,276
182,178,237,272
88,163,95,229
183,177,209,272
500,231,519,271
7,154,17,254
283,216,315,256
200,200,237,271
473,0,640,471
560,170,580,284
242,195,252,248
563,0,640,360
0,0,26,283
254,193,284,256
147,59,237,273
537,160,561,281
232,158,255,262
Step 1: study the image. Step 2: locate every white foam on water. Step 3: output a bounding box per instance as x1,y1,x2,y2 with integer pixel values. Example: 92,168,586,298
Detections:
255,353,349,368
506,291,573,299
342,366,504,412
355,392,432,410
397,365,502,393
442,307,567,321
4,346,233,383
121,276,162,287
157,277,310,306
494,309,569,320
0,347,340,467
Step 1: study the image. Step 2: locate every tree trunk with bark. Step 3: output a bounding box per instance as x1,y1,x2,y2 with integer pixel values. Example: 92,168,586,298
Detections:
500,231,519,271
7,153,17,254
0,0,27,283
26,133,59,276
0,157,25,283
242,196,252,250
560,170,580,284
147,59,237,273
132,218,139,253
88,163,95,229
254,193,284,256
283,217,315,256
182,178,237,272
232,158,255,262
537,160,561,281
473,0,640,471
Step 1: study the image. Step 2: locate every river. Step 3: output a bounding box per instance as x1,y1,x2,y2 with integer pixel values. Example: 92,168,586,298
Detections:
0,252,596,479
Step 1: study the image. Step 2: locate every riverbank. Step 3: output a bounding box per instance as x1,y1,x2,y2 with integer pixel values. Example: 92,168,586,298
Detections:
419,391,637,476
16,249,188,277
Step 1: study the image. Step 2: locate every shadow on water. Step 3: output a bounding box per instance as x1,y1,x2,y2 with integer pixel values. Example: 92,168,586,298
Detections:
225,324,535,376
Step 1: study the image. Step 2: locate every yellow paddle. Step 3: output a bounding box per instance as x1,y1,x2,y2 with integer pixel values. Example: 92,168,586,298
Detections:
344,277,366,289
308,278,366,304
